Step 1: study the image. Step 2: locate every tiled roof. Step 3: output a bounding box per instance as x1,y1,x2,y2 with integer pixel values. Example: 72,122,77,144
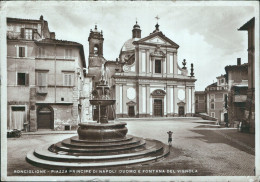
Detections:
206,82,217,88
225,63,248,71
36,38,83,46
7,17,44,23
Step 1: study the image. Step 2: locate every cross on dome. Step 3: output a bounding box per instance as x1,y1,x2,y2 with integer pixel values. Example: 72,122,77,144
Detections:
155,15,160,23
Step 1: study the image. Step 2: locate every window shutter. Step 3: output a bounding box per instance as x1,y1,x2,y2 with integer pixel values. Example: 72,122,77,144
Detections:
20,28,25,38
25,73,29,86
69,75,72,86
22,47,25,57
64,74,67,86
19,47,22,57
42,73,47,86
38,73,42,86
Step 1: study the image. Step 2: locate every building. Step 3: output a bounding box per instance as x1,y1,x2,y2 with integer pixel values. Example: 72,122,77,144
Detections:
238,17,255,133
88,22,197,118
204,74,228,123
195,91,207,114
225,58,248,127
7,16,87,131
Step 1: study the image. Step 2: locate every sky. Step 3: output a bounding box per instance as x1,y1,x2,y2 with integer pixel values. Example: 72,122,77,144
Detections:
2,1,257,91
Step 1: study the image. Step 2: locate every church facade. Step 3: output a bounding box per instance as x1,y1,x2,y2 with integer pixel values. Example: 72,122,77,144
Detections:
87,22,196,118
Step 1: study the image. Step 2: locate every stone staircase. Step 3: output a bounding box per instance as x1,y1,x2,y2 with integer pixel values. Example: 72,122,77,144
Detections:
26,135,169,169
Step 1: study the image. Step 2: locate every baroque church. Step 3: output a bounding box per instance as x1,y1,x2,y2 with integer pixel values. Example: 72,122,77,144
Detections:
87,21,196,119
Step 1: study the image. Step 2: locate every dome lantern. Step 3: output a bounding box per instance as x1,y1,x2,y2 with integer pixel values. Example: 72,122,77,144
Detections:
132,21,141,38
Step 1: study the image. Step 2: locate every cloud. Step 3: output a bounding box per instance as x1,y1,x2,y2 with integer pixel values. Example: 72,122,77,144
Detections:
5,1,256,91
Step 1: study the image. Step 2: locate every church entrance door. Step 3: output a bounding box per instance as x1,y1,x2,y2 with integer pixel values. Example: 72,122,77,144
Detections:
178,106,185,117
128,106,135,117
154,99,163,117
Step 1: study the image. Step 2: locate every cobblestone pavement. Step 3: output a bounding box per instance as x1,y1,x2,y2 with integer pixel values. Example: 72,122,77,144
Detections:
6,117,255,177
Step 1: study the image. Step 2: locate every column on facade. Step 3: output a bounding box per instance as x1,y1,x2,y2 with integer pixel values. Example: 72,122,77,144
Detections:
150,92,153,116
166,85,171,116
118,84,123,116
173,52,177,76
163,58,166,75
138,84,142,117
185,86,189,115
146,50,150,74
142,85,146,116
164,92,167,116
170,86,174,115
151,58,154,75
122,84,126,117
138,50,142,74
141,51,146,74
173,85,178,115
191,87,195,114
146,85,150,116
188,87,192,114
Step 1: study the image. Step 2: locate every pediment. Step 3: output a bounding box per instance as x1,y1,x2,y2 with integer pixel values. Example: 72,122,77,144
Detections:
126,101,136,105
134,32,179,48
144,36,170,45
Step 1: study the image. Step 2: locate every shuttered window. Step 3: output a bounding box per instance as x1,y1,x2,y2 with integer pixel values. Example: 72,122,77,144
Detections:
65,49,72,58
17,73,29,86
37,72,47,86
25,29,33,40
20,28,25,38
63,74,73,86
19,47,25,57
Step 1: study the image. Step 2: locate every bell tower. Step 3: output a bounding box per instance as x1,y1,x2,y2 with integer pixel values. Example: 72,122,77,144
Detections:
88,25,104,67
88,25,106,84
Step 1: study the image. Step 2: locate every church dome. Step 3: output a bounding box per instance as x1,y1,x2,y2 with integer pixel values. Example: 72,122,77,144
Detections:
120,38,140,52
133,21,140,29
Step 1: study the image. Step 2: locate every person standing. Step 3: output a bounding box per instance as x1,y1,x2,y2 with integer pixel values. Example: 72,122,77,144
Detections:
167,131,173,146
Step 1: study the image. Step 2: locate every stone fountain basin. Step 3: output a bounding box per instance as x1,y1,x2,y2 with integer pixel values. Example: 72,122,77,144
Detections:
77,121,128,140
89,100,116,106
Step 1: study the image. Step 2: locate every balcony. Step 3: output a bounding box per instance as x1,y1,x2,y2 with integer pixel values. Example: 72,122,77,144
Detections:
234,95,247,102
36,86,48,94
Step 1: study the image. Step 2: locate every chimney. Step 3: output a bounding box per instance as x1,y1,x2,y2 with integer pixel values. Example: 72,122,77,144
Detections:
50,32,55,39
237,58,241,65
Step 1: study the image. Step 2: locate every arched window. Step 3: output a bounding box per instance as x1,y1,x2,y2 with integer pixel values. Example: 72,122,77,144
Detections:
94,45,99,55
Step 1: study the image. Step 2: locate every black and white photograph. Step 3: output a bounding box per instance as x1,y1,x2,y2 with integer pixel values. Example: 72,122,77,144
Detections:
0,1,259,181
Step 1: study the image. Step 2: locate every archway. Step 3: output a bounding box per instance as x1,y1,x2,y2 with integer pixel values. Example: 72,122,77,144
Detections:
37,105,54,129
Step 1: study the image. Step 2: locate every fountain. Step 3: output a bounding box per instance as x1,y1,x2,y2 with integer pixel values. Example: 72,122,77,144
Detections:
26,68,169,169
77,75,128,140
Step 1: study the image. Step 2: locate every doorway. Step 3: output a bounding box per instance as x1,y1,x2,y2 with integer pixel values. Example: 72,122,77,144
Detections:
128,106,135,117
37,106,53,129
154,99,163,116
178,106,185,117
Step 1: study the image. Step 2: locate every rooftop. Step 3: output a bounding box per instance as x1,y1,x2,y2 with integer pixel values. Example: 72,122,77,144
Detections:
36,38,83,46
7,16,46,24
225,63,248,71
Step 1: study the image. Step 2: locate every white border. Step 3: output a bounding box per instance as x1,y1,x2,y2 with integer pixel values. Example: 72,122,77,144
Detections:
1,1,259,182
